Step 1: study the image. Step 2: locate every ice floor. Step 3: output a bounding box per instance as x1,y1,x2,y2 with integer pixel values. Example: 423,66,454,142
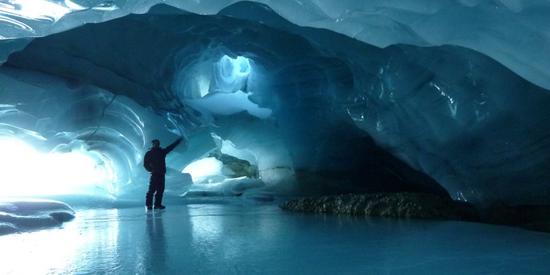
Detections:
1,203,549,274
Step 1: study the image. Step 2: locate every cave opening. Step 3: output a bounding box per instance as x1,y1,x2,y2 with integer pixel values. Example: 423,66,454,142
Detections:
0,137,116,197
2,2,550,273
2,2,547,205
1,0,549,207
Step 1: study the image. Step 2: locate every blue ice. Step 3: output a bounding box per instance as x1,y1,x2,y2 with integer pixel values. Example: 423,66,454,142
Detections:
1,203,549,274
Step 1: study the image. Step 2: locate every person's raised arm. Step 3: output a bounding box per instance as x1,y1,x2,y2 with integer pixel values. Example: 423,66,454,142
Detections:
164,137,183,154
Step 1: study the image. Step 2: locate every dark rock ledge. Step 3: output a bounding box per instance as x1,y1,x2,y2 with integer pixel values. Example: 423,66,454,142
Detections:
280,193,550,233
280,193,479,220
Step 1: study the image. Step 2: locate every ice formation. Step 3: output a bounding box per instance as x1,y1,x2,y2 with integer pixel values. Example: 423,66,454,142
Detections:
1,0,550,90
0,199,74,235
0,0,549,211
0,65,193,203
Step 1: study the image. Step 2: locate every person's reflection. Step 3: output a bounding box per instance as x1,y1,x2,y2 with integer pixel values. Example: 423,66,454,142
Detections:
146,211,167,273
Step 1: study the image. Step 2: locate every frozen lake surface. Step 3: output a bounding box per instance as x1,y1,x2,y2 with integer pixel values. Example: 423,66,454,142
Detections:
1,203,549,274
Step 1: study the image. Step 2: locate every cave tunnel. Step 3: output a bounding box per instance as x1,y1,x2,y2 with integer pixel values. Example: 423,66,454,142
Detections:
1,1,550,274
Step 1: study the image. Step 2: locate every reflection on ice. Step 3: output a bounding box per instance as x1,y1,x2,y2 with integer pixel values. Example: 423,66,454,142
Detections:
1,204,550,274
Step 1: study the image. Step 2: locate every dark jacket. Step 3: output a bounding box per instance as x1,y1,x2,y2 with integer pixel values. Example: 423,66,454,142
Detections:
144,139,181,174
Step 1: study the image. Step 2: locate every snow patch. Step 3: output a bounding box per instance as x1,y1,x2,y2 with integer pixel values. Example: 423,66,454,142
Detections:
0,199,75,235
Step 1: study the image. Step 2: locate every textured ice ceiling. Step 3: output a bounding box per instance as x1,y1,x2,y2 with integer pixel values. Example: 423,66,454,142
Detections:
1,0,549,90
0,0,549,205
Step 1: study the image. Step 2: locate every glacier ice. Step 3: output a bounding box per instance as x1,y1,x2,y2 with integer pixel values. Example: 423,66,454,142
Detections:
0,199,74,235
0,66,193,202
1,204,550,274
0,5,550,274
214,55,252,93
1,0,550,90
0,58,280,203
185,90,272,119
0,2,549,206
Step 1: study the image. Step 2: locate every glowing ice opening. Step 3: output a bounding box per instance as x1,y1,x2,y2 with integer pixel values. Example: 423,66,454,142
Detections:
196,74,211,97
182,157,223,183
218,55,252,85
0,138,115,197
220,55,251,78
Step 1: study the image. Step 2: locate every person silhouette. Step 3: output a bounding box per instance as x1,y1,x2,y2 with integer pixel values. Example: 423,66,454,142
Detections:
144,137,183,210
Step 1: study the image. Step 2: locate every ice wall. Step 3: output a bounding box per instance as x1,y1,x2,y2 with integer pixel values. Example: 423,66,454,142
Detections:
0,66,192,202
4,5,451,198
1,2,549,205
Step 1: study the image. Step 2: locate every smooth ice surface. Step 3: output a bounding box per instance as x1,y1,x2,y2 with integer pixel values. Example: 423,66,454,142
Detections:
1,203,549,274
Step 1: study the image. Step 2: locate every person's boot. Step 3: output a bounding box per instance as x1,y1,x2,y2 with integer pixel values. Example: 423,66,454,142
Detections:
155,205,166,210
146,206,153,210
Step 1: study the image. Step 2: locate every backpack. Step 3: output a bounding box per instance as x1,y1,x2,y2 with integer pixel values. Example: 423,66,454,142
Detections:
144,151,153,172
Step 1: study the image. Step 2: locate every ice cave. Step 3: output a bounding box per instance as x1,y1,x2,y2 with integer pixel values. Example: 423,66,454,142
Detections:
1,0,550,274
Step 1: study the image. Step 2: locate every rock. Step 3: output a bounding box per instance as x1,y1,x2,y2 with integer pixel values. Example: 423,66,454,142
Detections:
280,192,478,221
210,152,259,178
281,193,550,233
480,204,550,233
